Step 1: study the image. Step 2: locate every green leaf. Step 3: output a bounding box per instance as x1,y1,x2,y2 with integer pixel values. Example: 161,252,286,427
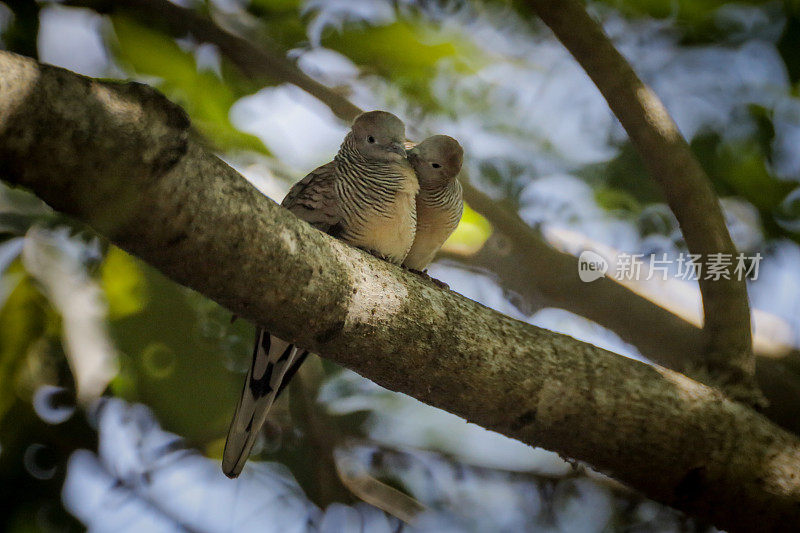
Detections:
594,187,642,214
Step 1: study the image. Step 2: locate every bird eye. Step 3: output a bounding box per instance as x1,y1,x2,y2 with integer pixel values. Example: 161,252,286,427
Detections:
367,136,376,144
431,163,441,168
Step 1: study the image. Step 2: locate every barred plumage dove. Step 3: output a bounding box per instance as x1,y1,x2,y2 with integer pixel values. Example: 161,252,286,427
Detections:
223,111,418,478
403,135,464,274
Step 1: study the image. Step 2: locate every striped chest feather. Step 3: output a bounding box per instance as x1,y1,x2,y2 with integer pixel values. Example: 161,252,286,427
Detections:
337,162,419,265
403,182,463,270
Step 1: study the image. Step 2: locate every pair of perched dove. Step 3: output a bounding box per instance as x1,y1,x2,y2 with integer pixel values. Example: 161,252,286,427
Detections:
223,111,464,478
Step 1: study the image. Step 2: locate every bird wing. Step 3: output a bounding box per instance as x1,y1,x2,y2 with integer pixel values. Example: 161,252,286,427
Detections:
281,162,343,233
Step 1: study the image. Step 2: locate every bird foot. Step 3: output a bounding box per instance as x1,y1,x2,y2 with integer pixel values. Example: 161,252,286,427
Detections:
407,268,449,290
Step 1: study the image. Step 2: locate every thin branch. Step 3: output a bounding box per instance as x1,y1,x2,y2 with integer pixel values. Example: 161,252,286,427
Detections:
334,448,427,525
289,364,425,520
1,51,800,532
523,0,755,391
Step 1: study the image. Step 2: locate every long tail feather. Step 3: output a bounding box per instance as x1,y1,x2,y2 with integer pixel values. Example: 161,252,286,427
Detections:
276,350,310,399
222,329,300,478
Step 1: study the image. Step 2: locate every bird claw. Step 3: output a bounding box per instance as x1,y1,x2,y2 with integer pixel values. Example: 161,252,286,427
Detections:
407,268,449,290
360,249,450,289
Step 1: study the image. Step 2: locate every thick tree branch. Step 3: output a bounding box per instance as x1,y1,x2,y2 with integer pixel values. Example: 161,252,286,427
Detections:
524,0,755,389
1,51,800,532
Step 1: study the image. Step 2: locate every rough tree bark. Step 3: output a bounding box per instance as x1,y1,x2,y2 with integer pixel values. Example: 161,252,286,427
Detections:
1,51,800,532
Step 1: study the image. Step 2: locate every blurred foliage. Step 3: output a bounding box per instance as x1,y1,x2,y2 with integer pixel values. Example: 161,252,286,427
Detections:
0,182,253,528
0,263,54,423
320,19,482,107
583,128,799,242
110,16,269,154
693,134,792,212
779,8,800,82
1,0,39,58
99,247,146,320
599,0,772,41
442,203,493,255
247,0,307,47
96,246,250,444
0,248,87,533
581,143,663,209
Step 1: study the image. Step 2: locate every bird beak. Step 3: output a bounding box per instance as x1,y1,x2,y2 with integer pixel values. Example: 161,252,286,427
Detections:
388,142,406,156
406,146,420,159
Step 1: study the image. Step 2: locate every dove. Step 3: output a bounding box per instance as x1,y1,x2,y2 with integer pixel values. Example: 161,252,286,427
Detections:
403,135,464,275
223,111,418,478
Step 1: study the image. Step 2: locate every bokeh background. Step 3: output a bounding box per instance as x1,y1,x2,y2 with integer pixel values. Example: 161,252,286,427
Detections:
2,0,800,531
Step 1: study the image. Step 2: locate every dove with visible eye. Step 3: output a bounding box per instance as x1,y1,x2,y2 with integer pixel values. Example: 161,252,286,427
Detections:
403,135,464,276
223,111,419,479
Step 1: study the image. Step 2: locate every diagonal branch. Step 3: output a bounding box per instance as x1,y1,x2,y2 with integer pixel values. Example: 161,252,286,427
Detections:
1,51,799,533
523,0,755,392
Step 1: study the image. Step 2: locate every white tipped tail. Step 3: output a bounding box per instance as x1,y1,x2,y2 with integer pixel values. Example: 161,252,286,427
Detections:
222,329,300,478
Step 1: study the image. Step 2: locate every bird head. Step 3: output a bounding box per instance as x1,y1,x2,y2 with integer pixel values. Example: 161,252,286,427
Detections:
406,135,463,187
350,111,407,162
